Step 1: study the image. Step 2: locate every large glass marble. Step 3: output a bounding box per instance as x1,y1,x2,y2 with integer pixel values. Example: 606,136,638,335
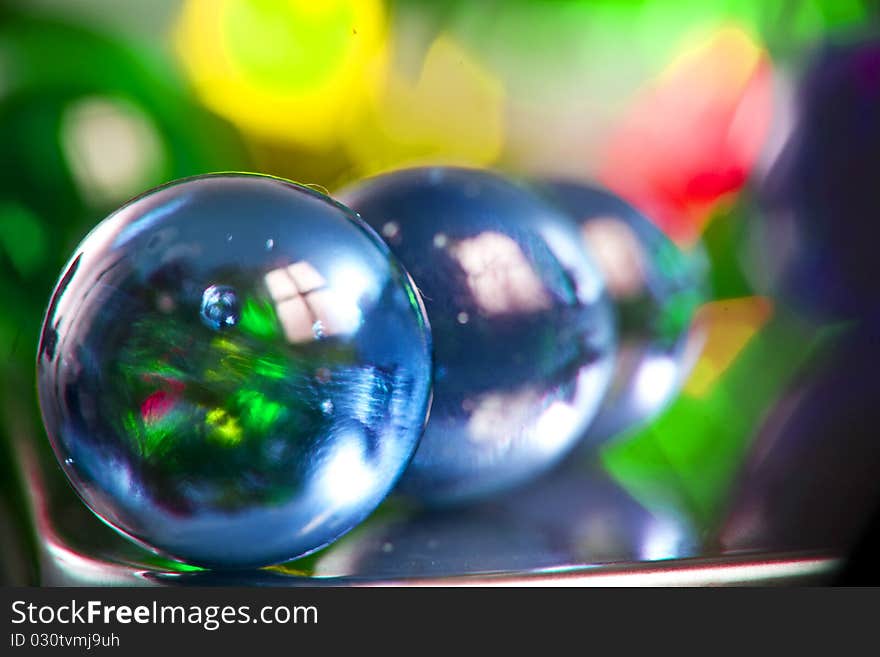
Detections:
339,167,615,505
36,173,432,568
541,181,708,443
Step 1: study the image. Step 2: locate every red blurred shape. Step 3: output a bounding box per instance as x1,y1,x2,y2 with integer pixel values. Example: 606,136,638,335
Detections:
140,379,184,422
600,27,772,245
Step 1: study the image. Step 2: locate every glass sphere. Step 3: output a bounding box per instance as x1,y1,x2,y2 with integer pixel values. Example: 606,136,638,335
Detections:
36,173,432,568
339,167,615,505
541,181,708,442
753,39,880,326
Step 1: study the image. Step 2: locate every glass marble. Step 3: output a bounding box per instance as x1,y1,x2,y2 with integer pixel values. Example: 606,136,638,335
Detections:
754,39,880,326
36,173,432,569
339,167,615,505
541,181,708,443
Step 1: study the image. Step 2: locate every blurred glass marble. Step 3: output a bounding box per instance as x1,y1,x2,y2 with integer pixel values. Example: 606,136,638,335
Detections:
36,173,432,568
721,332,880,554
541,181,709,443
728,37,880,558
753,37,880,327
339,167,615,506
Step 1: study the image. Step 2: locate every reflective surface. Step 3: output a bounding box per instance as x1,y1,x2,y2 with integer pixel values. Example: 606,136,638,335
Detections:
9,414,837,586
340,167,615,505
310,460,698,578
36,173,432,568
542,181,708,443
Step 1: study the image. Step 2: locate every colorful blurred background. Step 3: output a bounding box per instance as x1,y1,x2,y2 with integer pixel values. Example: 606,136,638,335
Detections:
2,0,880,584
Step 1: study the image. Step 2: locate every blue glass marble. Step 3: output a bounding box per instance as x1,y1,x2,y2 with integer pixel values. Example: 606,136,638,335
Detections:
339,167,615,505
36,173,432,568
541,181,708,442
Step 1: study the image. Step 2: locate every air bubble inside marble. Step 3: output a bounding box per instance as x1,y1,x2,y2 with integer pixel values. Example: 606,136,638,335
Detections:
36,173,432,568
200,284,241,330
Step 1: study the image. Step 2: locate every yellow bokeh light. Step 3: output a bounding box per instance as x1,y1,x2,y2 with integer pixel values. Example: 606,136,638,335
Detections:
205,408,244,445
683,296,774,397
658,25,764,96
173,0,388,149
345,35,505,176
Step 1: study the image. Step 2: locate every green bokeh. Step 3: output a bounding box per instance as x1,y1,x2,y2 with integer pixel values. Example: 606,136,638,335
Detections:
602,313,830,535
